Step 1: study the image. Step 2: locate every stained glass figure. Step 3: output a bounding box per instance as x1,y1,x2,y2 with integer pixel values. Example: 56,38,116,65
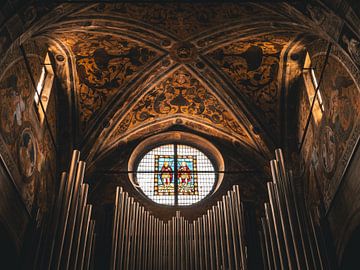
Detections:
136,144,215,206
155,155,175,195
177,156,198,195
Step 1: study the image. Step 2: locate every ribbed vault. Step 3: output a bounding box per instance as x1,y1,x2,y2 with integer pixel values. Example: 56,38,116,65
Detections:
26,2,322,214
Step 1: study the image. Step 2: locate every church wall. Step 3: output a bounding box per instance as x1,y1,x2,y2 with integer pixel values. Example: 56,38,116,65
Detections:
0,36,57,253
326,142,360,263
298,39,360,263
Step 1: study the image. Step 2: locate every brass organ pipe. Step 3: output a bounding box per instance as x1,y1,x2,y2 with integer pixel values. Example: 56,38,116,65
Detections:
152,216,156,270
227,191,240,270
265,203,280,269
207,209,215,270
128,200,136,270
159,218,162,269
155,215,159,270
142,211,149,270
233,185,247,269
71,184,89,270
193,220,199,270
164,222,167,269
130,202,139,270
186,221,189,270
198,217,205,270
268,182,287,269
77,204,92,270
259,230,268,270
261,218,274,270
46,171,67,269
274,158,303,269
172,217,176,270
118,193,129,269
189,223,194,270
217,201,226,269
165,221,168,270
137,207,144,270
289,170,315,269
155,218,158,270
155,216,159,270
110,187,120,270
309,208,324,269
124,198,134,270
149,215,154,270
160,220,165,270
90,234,96,270
212,205,221,270
117,192,127,270
154,216,159,270
180,216,184,270
168,221,171,270
63,161,86,270
271,159,298,270
135,204,140,270
221,196,233,270
230,190,243,269
202,214,210,270
84,220,95,270
176,215,179,270
54,150,80,270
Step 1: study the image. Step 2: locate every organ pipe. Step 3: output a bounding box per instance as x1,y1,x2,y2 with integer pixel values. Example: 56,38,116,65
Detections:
260,149,328,270
36,148,329,270
110,185,248,270
39,150,96,270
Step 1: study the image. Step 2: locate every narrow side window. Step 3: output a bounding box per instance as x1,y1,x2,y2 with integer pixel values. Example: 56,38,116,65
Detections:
302,52,324,124
34,53,54,125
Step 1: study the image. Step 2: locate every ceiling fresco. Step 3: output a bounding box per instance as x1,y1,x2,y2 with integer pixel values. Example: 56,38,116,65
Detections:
108,67,250,143
207,35,292,137
41,2,308,166
79,3,281,40
60,32,163,130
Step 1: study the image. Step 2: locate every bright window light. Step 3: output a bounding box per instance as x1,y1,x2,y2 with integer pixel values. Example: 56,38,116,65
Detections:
136,144,216,206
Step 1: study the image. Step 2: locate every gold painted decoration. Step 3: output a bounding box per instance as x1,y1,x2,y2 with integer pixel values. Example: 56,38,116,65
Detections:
89,3,274,39
208,36,291,135
62,32,160,130
18,128,37,179
111,68,249,141
299,51,360,211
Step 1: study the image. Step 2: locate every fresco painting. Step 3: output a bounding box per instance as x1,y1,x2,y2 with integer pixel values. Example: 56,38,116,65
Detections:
18,128,36,179
300,52,360,211
0,46,56,215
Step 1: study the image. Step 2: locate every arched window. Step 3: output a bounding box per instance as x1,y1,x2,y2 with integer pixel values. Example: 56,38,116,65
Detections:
136,144,216,206
303,52,324,124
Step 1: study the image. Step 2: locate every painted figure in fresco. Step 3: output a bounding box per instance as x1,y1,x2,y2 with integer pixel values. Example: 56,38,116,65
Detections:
12,90,26,126
178,161,192,185
342,35,360,65
329,76,354,137
321,126,336,174
160,161,173,185
19,130,36,178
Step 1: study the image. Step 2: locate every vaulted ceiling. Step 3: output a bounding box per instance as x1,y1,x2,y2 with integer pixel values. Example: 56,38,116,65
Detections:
25,2,325,213
40,3,315,169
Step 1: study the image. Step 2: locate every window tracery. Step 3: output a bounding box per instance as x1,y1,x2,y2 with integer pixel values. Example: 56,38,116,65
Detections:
136,144,216,206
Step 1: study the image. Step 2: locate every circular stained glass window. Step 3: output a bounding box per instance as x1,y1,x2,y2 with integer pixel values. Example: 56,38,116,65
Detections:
136,144,216,206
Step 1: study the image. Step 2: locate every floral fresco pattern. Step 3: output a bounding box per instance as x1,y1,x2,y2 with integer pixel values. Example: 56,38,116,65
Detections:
112,68,249,141
208,35,291,137
61,32,160,130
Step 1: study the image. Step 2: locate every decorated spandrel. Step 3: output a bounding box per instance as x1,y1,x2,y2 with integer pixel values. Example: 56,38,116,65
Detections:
177,156,198,195
154,155,175,195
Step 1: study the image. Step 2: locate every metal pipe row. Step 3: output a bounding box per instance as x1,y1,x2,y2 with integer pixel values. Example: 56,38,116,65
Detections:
260,149,325,270
40,150,96,270
110,185,247,270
